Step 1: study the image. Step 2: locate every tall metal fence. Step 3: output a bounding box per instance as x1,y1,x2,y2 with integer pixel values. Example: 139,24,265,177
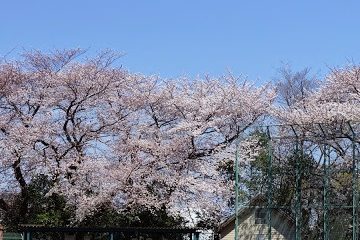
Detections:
234,122,360,240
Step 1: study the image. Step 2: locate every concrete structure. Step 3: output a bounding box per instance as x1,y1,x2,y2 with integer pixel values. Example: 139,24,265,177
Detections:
219,196,295,240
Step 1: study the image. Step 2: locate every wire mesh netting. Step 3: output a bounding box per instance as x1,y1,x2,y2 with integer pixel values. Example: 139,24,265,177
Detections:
233,122,360,240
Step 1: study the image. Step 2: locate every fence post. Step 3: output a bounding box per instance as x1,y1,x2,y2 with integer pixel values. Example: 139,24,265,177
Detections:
266,127,273,240
234,139,240,240
349,122,358,240
323,144,330,240
295,135,302,240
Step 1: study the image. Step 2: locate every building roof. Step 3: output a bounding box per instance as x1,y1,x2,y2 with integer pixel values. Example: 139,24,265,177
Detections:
19,225,200,234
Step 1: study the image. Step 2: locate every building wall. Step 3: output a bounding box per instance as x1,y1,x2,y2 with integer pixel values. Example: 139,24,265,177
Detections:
220,209,295,240
64,234,76,240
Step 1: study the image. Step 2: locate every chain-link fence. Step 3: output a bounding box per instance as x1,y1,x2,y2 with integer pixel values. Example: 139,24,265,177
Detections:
233,122,360,240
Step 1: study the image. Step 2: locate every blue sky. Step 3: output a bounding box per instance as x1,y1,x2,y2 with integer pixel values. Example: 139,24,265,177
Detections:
1,1,360,83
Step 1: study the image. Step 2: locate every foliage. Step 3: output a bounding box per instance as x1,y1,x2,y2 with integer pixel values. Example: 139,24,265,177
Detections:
1,175,73,230
80,204,184,227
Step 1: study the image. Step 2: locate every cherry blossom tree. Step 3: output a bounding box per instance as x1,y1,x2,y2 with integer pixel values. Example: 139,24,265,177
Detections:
272,64,360,125
270,65,360,238
0,49,134,222
0,49,275,225
270,65,360,177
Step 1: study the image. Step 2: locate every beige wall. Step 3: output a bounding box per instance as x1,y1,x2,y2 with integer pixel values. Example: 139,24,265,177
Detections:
220,209,295,240
0,225,3,240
